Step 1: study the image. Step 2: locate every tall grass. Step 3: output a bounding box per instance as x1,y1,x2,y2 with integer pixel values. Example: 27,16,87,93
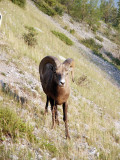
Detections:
0,106,35,142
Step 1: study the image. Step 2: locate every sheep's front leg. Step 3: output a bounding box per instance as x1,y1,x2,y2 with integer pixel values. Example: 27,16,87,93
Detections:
50,98,55,129
45,96,49,115
63,102,70,139
55,104,59,125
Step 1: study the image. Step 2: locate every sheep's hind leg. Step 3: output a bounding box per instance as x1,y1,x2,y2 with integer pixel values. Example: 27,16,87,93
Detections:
55,104,59,125
63,102,70,139
45,96,49,115
50,98,55,129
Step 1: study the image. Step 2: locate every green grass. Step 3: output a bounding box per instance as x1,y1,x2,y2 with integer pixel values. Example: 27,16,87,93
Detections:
0,105,35,142
52,30,74,45
40,139,58,156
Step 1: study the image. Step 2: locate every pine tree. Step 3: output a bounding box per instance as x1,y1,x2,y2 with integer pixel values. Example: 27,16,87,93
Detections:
72,0,88,22
100,0,115,23
117,0,120,27
58,0,74,14
87,0,100,27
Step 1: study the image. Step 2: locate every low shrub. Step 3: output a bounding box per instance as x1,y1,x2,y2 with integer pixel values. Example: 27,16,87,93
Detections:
105,51,120,68
91,25,98,33
51,30,73,45
70,18,74,24
45,0,56,7
32,0,56,16
104,30,110,38
95,35,103,42
54,5,63,16
10,0,26,8
81,38,103,57
81,38,102,51
114,58,120,66
23,26,38,47
0,106,34,142
70,29,75,35
64,26,68,30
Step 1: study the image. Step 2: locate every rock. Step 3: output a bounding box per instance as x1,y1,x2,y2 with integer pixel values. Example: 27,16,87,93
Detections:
37,154,43,160
10,155,18,160
0,96,3,101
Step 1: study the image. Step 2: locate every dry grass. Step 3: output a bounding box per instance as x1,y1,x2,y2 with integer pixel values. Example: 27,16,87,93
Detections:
0,0,120,159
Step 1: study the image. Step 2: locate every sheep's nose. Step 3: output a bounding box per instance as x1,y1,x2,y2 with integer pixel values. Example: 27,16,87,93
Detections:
60,78,65,86
60,81,65,85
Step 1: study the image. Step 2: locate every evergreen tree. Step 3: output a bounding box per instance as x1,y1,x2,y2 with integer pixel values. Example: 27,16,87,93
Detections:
87,0,100,27
117,0,120,27
72,0,88,21
57,0,74,14
100,0,116,23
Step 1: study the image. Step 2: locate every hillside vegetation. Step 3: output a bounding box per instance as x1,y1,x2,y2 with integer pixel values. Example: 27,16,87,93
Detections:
0,0,120,160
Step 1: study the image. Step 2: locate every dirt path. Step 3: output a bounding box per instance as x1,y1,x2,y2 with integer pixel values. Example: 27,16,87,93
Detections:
28,0,120,89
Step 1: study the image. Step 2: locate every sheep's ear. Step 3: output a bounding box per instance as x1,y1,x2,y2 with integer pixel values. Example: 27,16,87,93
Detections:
63,58,75,82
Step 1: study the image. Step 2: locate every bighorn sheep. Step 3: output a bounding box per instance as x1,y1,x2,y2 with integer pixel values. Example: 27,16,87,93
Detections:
39,56,74,139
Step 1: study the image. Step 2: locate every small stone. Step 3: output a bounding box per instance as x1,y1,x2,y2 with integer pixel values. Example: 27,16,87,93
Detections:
10,155,18,160
38,154,43,160
0,96,3,101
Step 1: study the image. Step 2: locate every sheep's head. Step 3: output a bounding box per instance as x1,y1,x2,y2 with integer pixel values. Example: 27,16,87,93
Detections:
39,56,75,87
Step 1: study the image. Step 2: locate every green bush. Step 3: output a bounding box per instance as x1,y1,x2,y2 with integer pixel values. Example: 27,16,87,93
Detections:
70,18,74,24
95,36,103,42
64,26,68,30
54,5,63,15
10,0,26,8
113,58,120,66
0,106,34,142
70,29,75,35
45,0,56,7
91,25,98,33
81,38,103,57
51,30,73,45
23,26,38,47
32,0,56,16
104,30,110,38
81,38,102,50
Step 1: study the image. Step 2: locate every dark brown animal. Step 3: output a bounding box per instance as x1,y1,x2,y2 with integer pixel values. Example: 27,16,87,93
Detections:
39,56,74,139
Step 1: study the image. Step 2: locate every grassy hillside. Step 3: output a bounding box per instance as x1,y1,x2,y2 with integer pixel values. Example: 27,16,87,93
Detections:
0,0,120,159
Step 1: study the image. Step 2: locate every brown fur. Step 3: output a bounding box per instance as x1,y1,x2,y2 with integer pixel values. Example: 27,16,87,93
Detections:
39,56,74,139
